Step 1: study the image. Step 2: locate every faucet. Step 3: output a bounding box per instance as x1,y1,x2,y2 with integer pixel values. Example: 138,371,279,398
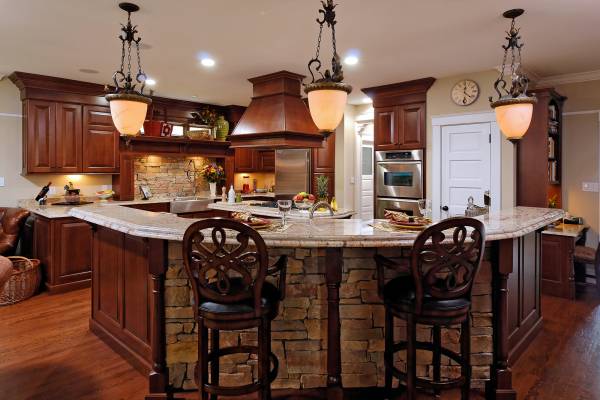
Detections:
309,201,334,219
184,160,199,198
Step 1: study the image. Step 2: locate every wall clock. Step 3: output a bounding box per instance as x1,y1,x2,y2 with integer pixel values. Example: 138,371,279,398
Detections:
451,79,480,106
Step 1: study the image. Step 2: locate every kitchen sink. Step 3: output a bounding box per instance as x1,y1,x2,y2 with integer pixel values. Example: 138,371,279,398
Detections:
170,197,212,214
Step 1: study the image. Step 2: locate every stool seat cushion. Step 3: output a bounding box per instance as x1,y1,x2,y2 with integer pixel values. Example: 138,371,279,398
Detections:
199,279,280,319
574,245,597,264
383,275,471,316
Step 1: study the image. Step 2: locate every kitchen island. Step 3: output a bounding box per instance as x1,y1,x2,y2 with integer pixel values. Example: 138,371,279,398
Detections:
68,205,563,400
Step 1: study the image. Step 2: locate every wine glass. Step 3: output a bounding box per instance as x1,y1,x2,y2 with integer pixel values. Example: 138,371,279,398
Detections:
277,200,292,227
418,199,432,219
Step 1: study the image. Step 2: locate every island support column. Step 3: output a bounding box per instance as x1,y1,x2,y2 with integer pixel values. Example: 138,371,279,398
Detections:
487,239,517,400
325,248,344,400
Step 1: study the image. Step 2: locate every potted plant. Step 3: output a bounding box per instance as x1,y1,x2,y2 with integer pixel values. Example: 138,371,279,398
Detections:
201,163,225,197
63,181,80,203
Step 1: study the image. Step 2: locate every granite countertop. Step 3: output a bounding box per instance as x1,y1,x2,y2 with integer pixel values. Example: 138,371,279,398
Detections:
17,192,276,219
542,223,588,238
208,201,355,220
68,205,564,248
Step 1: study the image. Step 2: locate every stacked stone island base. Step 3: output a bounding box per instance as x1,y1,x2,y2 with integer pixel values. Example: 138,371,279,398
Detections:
164,242,493,391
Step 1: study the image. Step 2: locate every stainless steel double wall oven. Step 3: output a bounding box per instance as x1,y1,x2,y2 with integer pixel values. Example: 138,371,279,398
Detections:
375,149,424,218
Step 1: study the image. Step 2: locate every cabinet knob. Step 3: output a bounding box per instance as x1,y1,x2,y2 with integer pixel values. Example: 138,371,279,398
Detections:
441,206,449,211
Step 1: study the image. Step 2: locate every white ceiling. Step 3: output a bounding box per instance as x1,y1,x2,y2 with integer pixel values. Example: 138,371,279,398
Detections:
1,0,599,106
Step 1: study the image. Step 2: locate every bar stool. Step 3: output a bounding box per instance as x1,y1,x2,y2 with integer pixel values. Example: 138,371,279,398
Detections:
374,217,486,400
574,241,600,293
183,218,287,400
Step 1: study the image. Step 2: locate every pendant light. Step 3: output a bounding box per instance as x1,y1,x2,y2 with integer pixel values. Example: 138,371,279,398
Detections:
105,2,152,137
490,9,537,143
304,0,352,137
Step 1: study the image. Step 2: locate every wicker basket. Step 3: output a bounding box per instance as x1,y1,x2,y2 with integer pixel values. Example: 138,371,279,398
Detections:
0,256,41,306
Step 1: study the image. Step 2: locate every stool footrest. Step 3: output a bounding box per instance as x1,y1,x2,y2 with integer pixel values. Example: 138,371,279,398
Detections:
199,345,279,396
387,340,467,391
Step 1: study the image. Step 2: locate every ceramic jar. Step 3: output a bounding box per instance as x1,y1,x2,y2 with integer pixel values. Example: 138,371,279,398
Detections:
215,116,229,141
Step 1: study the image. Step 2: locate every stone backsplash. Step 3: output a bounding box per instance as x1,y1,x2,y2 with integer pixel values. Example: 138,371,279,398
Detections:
164,242,493,391
133,156,215,199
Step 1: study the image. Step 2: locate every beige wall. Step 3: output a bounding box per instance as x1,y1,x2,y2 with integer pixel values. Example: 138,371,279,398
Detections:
554,80,600,247
0,79,112,207
426,70,516,208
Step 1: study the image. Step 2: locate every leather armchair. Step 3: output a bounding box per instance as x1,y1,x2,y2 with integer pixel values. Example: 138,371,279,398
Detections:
0,208,31,256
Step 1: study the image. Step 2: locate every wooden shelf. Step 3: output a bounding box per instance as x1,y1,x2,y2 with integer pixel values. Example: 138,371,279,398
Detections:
120,135,233,157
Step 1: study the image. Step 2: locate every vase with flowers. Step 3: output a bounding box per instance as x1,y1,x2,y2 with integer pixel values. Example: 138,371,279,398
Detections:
201,163,225,197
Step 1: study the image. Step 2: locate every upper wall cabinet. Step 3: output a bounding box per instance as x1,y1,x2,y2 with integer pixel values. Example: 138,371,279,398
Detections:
363,78,434,151
82,105,119,173
11,72,120,174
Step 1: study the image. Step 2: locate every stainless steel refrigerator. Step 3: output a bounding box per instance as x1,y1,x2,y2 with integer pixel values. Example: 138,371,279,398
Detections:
275,149,311,197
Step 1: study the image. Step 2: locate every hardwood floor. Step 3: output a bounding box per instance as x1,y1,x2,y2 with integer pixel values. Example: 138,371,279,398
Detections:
0,289,599,399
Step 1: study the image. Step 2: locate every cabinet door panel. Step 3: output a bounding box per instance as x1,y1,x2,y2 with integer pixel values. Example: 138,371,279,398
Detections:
56,219,92,284
122,235,151,347
26,100,56,172
398,103,425,148
55,103,82,171
83,105,120,173
374,107,397,150
312,134,335,173
258,150,275,172
541,234,574,299
93,227,123,325
234,148,256,172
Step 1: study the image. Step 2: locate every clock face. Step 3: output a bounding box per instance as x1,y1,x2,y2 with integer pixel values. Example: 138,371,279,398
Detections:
451,79,480,106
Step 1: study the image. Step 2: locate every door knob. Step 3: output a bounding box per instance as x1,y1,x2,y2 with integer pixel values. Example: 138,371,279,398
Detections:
441,206,449,211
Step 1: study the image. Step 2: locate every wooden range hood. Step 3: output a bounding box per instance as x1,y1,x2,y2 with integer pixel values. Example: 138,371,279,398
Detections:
228,71,325,149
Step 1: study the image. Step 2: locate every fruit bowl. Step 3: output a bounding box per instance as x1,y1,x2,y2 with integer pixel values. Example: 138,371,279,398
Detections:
294,200,314,210
96,190,114,201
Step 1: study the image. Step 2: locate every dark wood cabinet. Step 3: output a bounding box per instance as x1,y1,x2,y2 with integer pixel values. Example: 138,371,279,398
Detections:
91,226,158,373
373,103,426,150
234,148,275,173
32,215,92,293
21,100,118,174
374,107,397,150
257,150,275,171
541,233,576,299
234,148,257,172
517,88,566,208
503,230,542,363
25,100,55,172
398,103,425,148
55,103,82,171
83,105,120,173
363,78,434,151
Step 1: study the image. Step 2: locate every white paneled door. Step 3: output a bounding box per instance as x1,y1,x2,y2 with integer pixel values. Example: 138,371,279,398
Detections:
441,123,491,216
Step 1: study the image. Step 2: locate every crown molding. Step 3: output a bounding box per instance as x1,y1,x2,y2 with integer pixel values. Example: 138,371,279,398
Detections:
535,69,600,87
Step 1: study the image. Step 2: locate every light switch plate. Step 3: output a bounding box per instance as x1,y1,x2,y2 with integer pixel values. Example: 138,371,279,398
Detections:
0,177,4,187
582,182,599,192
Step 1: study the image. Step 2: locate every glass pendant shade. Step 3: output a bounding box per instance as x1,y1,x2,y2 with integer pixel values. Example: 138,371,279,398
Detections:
106,94,150,136
307,88,348,133
493,101,534,142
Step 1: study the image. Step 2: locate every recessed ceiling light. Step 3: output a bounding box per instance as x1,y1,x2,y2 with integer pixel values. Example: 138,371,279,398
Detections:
201,58,216,67
344,55,359,65
191,95,198,98
362,97,373,104
79,68,99,74
145,78,156,86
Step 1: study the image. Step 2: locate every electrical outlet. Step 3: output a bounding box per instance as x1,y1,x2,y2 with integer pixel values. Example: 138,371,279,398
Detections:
48,186,56,195
350,176,355,184
0,177,4,187
582,182,599,192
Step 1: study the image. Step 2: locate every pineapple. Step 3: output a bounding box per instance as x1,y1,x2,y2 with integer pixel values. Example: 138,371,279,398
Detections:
316,175,329,201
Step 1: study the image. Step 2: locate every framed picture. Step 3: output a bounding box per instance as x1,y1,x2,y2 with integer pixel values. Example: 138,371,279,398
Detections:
139,185,152,200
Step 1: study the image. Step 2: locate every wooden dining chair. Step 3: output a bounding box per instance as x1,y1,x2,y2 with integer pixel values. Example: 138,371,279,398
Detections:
574,241,600,293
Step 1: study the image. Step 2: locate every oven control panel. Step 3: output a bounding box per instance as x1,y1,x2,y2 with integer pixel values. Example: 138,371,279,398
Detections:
375,149,423,162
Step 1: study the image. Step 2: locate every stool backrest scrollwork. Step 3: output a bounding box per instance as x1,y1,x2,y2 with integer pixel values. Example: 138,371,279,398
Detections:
182,218,268,317
410,217,486,314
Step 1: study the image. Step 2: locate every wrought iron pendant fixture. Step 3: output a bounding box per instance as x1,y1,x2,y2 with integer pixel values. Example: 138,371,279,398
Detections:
105,2,152,137
304,0,352,137
490,9,537,143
